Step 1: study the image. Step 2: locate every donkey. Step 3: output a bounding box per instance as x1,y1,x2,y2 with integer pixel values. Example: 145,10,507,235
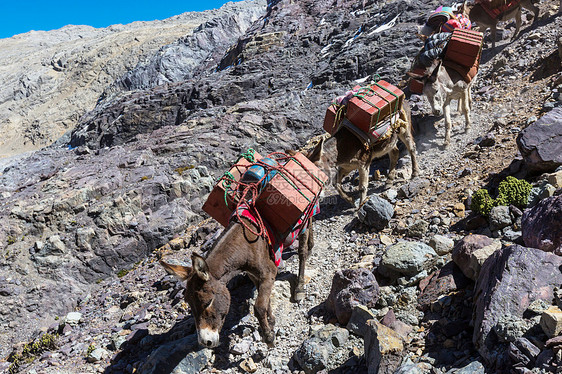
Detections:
307,102,419,207
159,216,313,348
409,59,475,147
466,0,540,48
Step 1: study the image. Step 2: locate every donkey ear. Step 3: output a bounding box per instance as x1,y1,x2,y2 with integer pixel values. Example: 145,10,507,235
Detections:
307,138,324,163
192,254,210,281
427,61,441,83
159,258,192,282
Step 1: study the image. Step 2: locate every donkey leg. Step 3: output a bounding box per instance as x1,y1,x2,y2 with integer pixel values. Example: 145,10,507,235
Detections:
335,166,355,206
462,89,472,132
399,131,419,179
254,270,277,345
491,25,497,49
387,146,399,181
358,165,370,207
444,101,453,147
294,220,312,302
512,9,522,40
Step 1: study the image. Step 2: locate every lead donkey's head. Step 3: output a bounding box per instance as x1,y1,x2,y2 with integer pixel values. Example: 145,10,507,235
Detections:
160,254,230,348
408,60,448,117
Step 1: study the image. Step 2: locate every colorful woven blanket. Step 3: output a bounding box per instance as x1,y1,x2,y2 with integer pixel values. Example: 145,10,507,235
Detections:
232,202,319,267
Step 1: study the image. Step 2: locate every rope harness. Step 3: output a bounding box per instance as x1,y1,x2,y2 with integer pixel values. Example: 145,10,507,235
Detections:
219,150,325,249
329,76,405,149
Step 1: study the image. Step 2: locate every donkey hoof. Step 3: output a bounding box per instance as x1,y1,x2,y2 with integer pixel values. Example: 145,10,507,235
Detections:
264,330,275,346
293,288,305,303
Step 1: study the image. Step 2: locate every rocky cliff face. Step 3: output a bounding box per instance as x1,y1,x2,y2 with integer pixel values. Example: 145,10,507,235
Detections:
0,0,265,158
1,0,561,372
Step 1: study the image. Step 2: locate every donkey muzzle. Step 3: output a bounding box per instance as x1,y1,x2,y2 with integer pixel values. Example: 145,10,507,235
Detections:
198,328,219,348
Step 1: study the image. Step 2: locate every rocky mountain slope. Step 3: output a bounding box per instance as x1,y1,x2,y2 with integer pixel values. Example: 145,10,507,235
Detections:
0,0,561,372
0,0,265,158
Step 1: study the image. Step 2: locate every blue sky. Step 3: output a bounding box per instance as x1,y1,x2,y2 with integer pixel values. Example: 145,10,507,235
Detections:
0,0,233,39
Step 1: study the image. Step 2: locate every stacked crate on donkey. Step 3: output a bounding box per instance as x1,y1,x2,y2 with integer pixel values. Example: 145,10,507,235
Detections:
202,152,262,227
257,152,328,235
443,29,483,82
345,81,404,133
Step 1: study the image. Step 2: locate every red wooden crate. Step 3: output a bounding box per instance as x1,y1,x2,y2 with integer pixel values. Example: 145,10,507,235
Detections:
323,104,341,135
346,81,404,132
203,152,262,227
256,152,328,235
445,29,483,68
409,66,426,94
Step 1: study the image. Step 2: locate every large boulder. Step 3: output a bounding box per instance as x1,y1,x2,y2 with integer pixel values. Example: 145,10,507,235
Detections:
473,245,562,368
325,268,380,325
521,194,562,255
516,108,562,173
452,235,500,281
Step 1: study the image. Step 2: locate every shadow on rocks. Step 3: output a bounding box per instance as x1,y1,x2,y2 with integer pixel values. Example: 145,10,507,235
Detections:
105,275,256,373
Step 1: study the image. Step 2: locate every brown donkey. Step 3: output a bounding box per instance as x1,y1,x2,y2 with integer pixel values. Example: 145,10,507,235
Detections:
159,217,313,348
466,0,540,48
307,102,419,207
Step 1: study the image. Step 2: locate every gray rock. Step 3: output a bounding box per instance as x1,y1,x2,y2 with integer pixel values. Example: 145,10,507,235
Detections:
473,245,562,368
397,178,430,199
231,339,252,355
446,360,485,373
488,205,512,231
294,324,349,374
381,242,437,276
516,107,562,172
346,304,376,337
294,339,329,374
528,181,556,207
138,334,212,374
64,312,82,326
429,234,455,255
405,219,429,238
87,347,108,363
357,195,394,230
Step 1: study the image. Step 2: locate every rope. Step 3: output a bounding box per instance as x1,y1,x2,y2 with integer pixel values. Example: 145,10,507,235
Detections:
222,150,325,240
352,79,401,130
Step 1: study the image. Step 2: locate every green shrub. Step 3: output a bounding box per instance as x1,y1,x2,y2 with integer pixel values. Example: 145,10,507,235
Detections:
471,176,532,216
496,176,532,208
471,188,496,216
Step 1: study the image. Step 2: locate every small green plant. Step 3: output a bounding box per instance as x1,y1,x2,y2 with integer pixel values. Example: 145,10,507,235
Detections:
471,188,496,216
86,343,95,357
8,333,58,373
471,176,532,216
496,176,532,207
7,236,16,245
140,175,152,181
174,165,195,175
117,268,131,278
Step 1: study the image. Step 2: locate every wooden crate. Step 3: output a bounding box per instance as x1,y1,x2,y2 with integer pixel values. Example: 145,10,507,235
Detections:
256,152,328,235
202,152,262,227
409,66,426,94
445,29,483,68
345,81,404,132
323,104,341,135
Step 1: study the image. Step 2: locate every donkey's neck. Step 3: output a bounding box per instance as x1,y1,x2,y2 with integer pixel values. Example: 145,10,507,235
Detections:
205,221,265,284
